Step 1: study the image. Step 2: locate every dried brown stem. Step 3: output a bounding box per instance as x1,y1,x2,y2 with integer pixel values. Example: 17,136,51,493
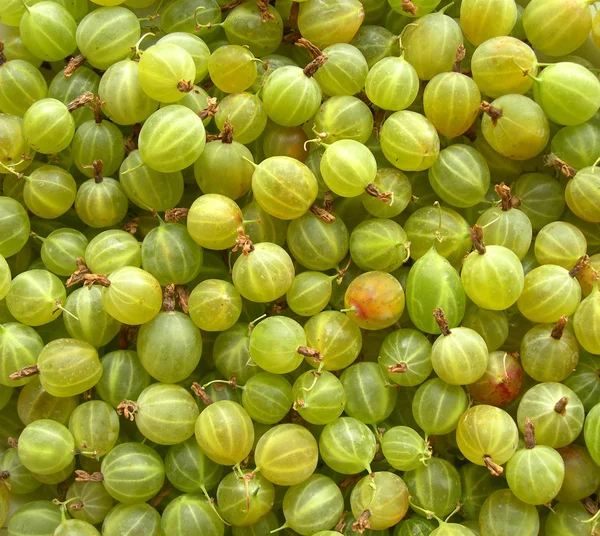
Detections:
334,511,348,533
295,37,322,58
0,471,11,491
199,97,218,120
433,307,452,336
270,298,287,314
352,510,372,534
310,205,336,223
220,0,244,11
64,55,86,77
524,417,536,449
469,225,486,255
494,183,520,211
163,284,176,312
191,382,213,405
121,218,140,235
221,118,234,144
402,0,418,14
551,316,568,340
177,80,194,93
232,227,255,255
66,258,91,287
67,92,94,113
82,159,104,183
74,470,104,483
68,500,84,512
554,397,569,416
297,346,324,363
483,455,504,476
116,401,139,421
118,324,139,349
256,0,274,21
388,363,408,374
175,285,190,314
339,474,362,489
9,365,39,382
365,183,392,202
165,208,189,223
288,0,299,26
124,123,142,154
149,483,173,508
303,55,328,77
293,398,305,410
453,45,466,73
373,108,385,138
582,497,599,516
544,154,577,178
569,255,590,278
480,101,503,126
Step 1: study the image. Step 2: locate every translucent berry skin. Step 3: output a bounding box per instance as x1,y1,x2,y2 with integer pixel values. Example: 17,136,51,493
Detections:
468,351,523,407
344,271,405,330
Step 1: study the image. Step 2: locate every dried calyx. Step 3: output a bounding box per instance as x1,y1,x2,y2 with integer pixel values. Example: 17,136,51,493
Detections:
524,417,536,450
207,118,234,144
480,101,503,126
402,0,418,15
296,38,328,77
569,255,590,278
8,365,39,382
232,227,255,255
388,362,408,374
66,257,111,289
0,42,6,67
297,346,324,364
165,208,190,223
353,509,372,534
256,0,274,21
544,153,577,178
124,123,142,153
199,97,219,120
433,307,452,336
453,45,466,73
191,382,214,405
469,225,486,255
310,205,336,223
67,92,94,113
83,159,105,184
64,55,86,77
554,396,569,416
483,455,504,476
551,316,568,340
365,183,393,202
74,470,104,482
177,79,195,94
116,401,139,421
495,183,521,211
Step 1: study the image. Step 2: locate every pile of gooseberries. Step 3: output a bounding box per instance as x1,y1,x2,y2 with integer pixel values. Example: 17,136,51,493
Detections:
3,0,600,534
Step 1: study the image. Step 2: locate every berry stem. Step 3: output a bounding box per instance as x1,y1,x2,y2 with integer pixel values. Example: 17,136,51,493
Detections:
469,225,486,255
480,101,503,126
495,183,521,211
66,92,94,113
550,316,568,340
554,396,569,416
116,400,139,421
524,417,536,449
433,307,452,336
64,55,86,77
483,455,504,476
8,364,39,382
